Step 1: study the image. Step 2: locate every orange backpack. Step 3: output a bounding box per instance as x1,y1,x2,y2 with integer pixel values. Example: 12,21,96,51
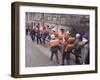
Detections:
67,37,75,44
50,39,60,47
64,44,74,52
58,34,64,40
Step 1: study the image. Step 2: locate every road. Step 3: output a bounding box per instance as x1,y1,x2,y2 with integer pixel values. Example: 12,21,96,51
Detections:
25,35,76,67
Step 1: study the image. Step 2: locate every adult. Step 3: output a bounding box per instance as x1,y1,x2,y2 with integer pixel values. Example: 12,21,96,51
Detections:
74,33,82,64
61,36,75,65
50,34,60,64
42,25,49,45
81,33,89,64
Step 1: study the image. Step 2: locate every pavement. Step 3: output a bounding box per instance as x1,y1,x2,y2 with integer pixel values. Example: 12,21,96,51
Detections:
25,35,76,67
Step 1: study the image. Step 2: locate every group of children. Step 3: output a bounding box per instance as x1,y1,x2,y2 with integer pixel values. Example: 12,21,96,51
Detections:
26,24,89,65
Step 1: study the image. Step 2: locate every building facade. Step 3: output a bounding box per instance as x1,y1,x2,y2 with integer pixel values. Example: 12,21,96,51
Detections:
25,12,89,35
